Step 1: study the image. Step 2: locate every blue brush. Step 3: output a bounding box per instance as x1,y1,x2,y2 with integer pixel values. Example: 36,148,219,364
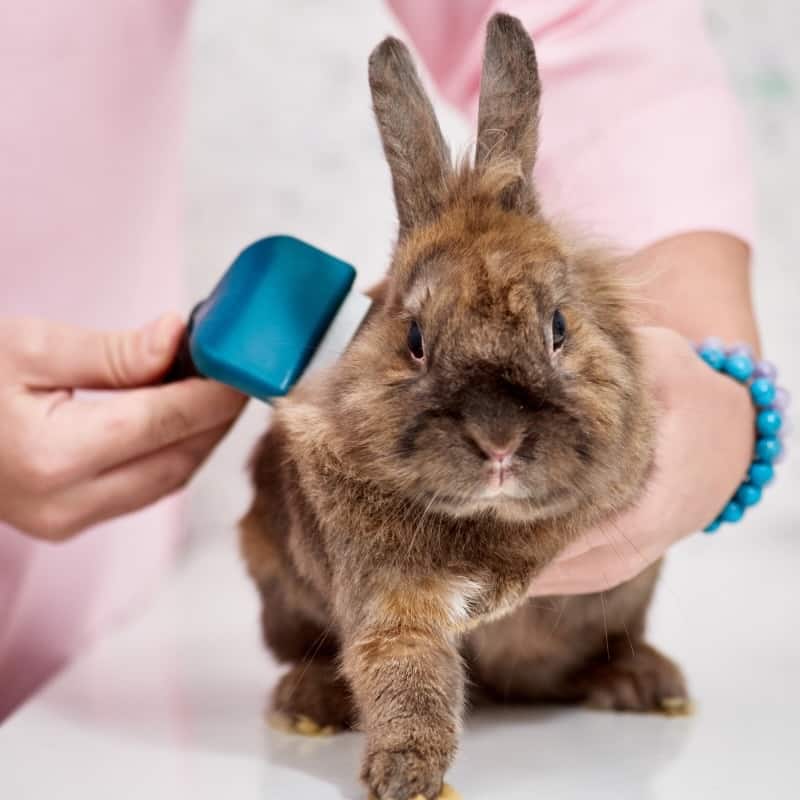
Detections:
164,236,372,400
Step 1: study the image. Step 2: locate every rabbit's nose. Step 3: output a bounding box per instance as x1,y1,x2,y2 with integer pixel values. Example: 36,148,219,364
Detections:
468,429,521,464
486,445,516,464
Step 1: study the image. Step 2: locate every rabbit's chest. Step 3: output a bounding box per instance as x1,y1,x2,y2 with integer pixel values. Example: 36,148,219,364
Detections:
371,515,553,632
372,566,532,636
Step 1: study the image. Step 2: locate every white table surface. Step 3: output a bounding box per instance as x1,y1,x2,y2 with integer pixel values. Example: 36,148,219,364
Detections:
2,520,799,800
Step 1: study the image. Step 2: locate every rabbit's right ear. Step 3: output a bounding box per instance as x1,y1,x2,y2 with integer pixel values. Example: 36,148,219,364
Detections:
369,37,451,237
475,14,541,213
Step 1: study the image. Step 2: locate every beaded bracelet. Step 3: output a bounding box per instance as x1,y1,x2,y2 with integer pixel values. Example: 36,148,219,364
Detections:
696,338,790,533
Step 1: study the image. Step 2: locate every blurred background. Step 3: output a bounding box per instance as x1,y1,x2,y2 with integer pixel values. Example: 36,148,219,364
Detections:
186,0,799,545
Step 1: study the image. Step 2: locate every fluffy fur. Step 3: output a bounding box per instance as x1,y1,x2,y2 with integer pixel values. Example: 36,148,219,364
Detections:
241,14,687,800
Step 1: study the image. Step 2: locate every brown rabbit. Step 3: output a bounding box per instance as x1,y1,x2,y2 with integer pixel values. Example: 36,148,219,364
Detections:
241,13,688,800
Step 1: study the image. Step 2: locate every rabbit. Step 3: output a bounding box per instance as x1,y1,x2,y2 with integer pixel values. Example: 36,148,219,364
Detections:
240,13,688,800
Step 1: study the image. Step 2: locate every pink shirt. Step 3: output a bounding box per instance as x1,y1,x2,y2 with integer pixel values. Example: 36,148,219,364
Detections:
0,0,752,718
0,0,190,717
389,0,753,251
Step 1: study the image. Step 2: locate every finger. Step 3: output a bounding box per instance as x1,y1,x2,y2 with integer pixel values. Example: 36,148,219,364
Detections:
531,542,653,597
530,562,615,597
554,474,669,564
5,314,185,389
28,422,231,541
49,378,246,481
548,519,637,563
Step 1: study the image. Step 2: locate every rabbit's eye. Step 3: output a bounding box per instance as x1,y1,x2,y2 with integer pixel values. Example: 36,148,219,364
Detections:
407,320,425,361
552,309,566,350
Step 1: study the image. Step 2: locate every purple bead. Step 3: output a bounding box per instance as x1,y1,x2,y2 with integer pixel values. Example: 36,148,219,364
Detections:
773,446,788,465
727,343,754,360
773,387,791,411
781,417,794,437
701,336,725,352
753,360,778,381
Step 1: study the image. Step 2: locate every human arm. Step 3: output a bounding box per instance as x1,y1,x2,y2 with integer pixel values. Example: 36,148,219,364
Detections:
535,232,758,594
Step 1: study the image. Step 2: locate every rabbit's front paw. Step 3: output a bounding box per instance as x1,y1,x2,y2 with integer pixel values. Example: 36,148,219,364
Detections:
364,747,454,800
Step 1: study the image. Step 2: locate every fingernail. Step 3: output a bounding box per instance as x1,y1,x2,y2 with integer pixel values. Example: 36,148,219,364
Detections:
147,314,180,356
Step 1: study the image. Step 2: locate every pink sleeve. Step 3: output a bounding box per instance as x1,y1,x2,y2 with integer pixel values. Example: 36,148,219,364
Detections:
388,0,754,252
0,0,190,718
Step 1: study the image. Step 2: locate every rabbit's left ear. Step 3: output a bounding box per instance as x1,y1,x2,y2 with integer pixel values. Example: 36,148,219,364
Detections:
369,37,452,237
475,13,541,213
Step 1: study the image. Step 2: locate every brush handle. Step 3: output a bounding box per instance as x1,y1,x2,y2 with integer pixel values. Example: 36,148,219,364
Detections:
161,303,203,383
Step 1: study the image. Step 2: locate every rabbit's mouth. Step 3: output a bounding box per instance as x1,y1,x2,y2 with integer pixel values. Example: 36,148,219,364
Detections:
480,467,526,499
445,473,530,514
469,474,582,518
412,472,575,521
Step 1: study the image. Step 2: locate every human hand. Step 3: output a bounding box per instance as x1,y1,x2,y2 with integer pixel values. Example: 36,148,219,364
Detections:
0,315,247,541
530,326,755,596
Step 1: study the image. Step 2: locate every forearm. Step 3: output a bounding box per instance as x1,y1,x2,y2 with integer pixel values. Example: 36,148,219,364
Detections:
625,231,760,353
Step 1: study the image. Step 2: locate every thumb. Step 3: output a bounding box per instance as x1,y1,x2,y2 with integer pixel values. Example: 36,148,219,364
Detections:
13,314,185,390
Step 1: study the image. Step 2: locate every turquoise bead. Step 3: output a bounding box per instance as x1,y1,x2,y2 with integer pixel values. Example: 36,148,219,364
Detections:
699,346,726,370
736,483,762,507
748,461,774,486
750,378,776,407
723,353,754,382
756,436,782,463
720,500,744,523
756,409,783,435
703,518,722,534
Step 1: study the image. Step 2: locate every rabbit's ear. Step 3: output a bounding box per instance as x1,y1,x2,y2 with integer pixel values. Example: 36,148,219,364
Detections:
475,14,541,213
369,37,451,236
